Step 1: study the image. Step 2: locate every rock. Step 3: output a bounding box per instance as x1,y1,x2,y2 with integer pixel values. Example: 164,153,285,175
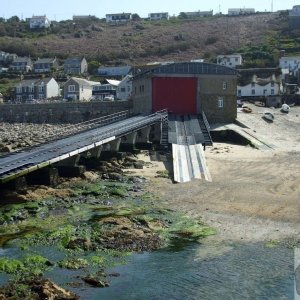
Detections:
82,275,109,288
122,162,134,169
82,171,99,182
109,272,120,277
0,144,13,153
67,238,92,250
133,162,144,169
125,156,138,163
30,279,79,300
100,216,132,228
107,172,123,181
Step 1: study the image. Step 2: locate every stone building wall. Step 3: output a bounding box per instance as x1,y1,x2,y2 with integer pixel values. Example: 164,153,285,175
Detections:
0,101,133,124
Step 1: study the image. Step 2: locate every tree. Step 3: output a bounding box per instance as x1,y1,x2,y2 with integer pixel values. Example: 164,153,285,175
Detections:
88,60,100,74
7,16,20,23
132,13,141,21
0,17,5,23
178,12,188,19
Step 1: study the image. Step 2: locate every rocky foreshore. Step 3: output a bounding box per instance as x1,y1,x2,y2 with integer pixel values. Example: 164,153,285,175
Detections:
0,122,77,154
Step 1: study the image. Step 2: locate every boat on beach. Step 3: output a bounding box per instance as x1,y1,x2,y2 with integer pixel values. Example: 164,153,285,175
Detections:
242,106,252,113
281,104,290,113
262,111,275,122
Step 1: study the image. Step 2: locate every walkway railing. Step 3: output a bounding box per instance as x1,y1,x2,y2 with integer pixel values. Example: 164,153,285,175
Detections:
42,110,130,143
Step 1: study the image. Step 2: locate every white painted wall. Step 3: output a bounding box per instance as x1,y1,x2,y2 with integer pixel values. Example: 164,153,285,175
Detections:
45,78,60,98
116,75,132,100
217,55,242,68
237,82,281,97
279,56,300,71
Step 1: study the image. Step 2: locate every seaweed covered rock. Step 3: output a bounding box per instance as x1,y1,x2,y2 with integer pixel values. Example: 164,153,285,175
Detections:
93,216,163,251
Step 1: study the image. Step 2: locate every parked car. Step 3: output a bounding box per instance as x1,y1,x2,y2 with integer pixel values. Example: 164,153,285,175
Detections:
103,95,114,101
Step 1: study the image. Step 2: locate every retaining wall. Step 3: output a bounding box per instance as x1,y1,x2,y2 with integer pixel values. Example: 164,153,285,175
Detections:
0,101,133,124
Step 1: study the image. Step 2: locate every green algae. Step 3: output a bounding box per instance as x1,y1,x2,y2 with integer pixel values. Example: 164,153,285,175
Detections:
0,254,51,278
58,258,89,270
0,177,216,289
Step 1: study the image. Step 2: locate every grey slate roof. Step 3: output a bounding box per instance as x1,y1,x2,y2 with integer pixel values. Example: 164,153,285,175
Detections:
134,62,238,79
34,58,56,64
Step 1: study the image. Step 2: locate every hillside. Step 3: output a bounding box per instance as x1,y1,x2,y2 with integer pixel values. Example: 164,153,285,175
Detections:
0,13,290,66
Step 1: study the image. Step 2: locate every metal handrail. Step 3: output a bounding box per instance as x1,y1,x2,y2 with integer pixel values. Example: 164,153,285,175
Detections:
91,109,168,142
202,111,211,131
43,110,129,142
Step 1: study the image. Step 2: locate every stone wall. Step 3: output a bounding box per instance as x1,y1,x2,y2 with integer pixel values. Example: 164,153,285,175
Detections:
0,101,133,124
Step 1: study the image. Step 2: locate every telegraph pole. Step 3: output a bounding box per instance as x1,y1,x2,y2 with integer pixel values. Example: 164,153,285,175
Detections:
271,0,274,12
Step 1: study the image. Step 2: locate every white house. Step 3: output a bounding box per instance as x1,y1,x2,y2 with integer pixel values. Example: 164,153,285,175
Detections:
29,15,51,29
106,13,131,23
289,5,300,17
148,12,169,21
97,65,131,77
183,10,213,18
116,75,133,100
228,8,255,16
15,78,60,101
237,75,281,98
217,54,242,68
64,77,98,101
279,56,300,75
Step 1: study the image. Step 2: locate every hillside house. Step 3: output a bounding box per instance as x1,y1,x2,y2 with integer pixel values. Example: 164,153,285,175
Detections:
97,66,131,77
64,57,87,75
148,13,169,21
116,75,133,100
64,77,98,101
33,58,58,73
228,8,255,16
279,56,300,76
29,15,51,29
14,78,60,101
92,83,117,100
182,10,213,18
289,5,300,29
132,62,238,123
0,51,17,65
10,57,33,72
106,13,131,23
73,15,96,21
217,54,243,68
237,75,281,98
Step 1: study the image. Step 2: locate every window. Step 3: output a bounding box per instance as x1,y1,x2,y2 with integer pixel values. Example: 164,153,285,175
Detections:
235,57,239,62
121,87,126,92
39,94,44,100
223,81,228,90
271,81,274,87
237,90,241,96
16,95,22,101
68,85,75,92
271,89,274,95
16,87,22,93
251,82,255,88
218,97,224,108
38,86,44,93
263,89,267,95
252,89,255,95
28,94,34,101
28,86,34,93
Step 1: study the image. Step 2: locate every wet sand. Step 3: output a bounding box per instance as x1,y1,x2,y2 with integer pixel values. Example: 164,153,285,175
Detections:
132,104,300,242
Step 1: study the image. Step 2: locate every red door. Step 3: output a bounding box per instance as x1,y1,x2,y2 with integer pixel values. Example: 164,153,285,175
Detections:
152,77,197,114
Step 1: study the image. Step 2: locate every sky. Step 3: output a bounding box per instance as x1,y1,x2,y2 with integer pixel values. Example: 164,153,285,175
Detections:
1,0,299,21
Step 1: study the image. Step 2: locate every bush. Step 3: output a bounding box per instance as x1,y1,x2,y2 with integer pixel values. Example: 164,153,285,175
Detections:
205,36,218,45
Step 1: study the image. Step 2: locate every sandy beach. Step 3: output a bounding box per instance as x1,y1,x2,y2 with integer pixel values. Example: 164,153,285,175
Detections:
129,104,300,243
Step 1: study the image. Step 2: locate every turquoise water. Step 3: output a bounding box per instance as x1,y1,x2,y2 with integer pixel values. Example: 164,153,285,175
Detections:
45,238,295,300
